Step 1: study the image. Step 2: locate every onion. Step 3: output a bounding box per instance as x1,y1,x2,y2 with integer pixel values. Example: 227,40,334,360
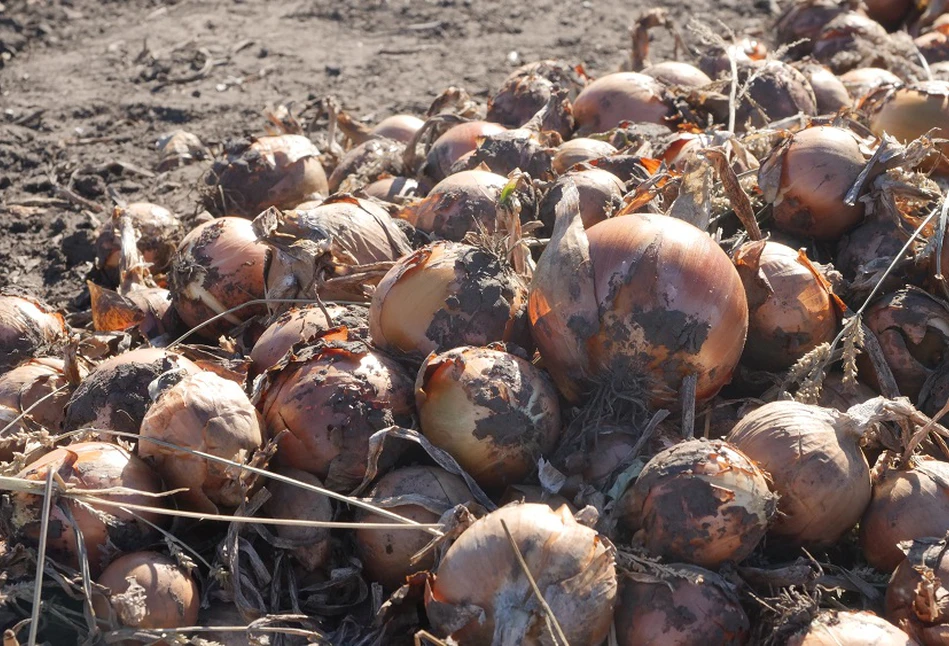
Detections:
732,60,818,130
487,60,578,138
0,358,79,461
726,400,871,548
421,121,507,185
775,0,859,58
369,241,530,359
641,61,712,88
250,303,369,375
327,137,404,194
813,12,919,76
616,438,774,569
572,72,672,135
552,138,617,174
796,61,853,113
915,28,949,64
9,442,167,575
138,370,263,513
787,610,918,645
886,536,949,644
452,128,556,181
399,169,508,241
865,0,915,27
841,67,903,99
759,125,867,241
261,467,333,572
168,217,268,340
868,82,949,173
818,372,878,412
836,211,913,281
94,203,182,285
425,503,617,645
539,168,625,233
361,176,420,203
371,114,425,143
529,209,748,405
93,551,199,633
256,334,415,492
0,293,67,373
734,241,837,371
862,288,949,402
64,347,200,435
202,134,328,217
415,346,561,489
579,428,640,490
860,455,949,572
614,565,750,646
354,465,471,589
499,484,575,510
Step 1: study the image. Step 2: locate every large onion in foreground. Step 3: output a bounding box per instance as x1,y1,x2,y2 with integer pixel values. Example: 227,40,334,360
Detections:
426,503,617,645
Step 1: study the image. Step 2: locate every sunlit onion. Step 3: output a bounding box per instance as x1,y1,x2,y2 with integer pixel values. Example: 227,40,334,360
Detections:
539,168,625,233
641,61,712,88
421,121,507,184
371,114,425,143
868,81,949,174
796,61,853,113
732,60,818,130
787,610,918,645
0,293,67,373
813,11,920,77
573,72,672,135
94,203,182,285
327,137,404,194
775,0,857,58
552,137,618,174
361,176,420,203
399,169,508,241
487,61,577,138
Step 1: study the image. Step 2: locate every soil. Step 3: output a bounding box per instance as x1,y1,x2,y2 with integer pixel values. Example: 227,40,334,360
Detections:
1,0,773,315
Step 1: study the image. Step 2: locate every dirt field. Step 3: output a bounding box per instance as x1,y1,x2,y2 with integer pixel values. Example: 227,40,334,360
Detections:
0,0,771,312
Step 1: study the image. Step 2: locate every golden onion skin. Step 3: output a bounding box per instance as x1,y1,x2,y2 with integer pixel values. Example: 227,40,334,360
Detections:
787,611,919,646
426,503,617,646
869,81,949,174
727,401,871,549
371,114,425,143
886,537,949,645
642,61,713,89
400,169,508,241
0,293,67,373
617,439,775,569
553,138,617,174
421,121,507,184
539,168,625,233
0,358,77,461
573,72,672,135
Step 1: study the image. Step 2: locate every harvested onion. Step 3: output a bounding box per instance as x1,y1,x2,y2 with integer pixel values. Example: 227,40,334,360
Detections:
868,81,949,173
487,60,578,138
371,114,425,143
539,168,625,232
573,72,672,135
0,293,67,373
327,136,404,194
94,203,182,285
886,536,949,645
421,120,507,185
261,467,333,572
552,137,617,174
641,61,712,88
0,358,78,461
399,169,508,241
787,610,918,645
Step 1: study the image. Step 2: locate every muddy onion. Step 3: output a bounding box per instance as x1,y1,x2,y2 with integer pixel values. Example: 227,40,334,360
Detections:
426,503,617,645
552,138,617,174
734,241,837,371
733,60,818,130
617,439,774,569
727,400,871,548
93,551,199,632
355,465,471,589
138,370,263,513
869,82,949,173
0,293,67,373
261,467,333,572
369,241,530,358
0,358,77,460
94,203,182,285
361,176,420,203
421,121,507,184
539,168,625,232
787,611,918,646
529,206,748,405
813,12,919,77
168,217,268,339
614,565,751,646
400,169,508,241
886,536,949,644
573,72,672,135
487,62,576,138
415,346,561,489
327,137,404,194
9,442,167,575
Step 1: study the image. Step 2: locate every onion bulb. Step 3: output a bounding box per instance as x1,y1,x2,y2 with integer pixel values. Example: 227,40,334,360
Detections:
355,465,471,589
868,81,949,174
94,203,182,285
369,241,530,359
362,176,420,203
539,168,625,233
415,346,561,489
795,61,853,113
759,125,867,240
487,61,578,138
572,72,672,135
93,551,199,633
261,467,333,572
426,503,617,645
371,114,425,143
813,12,919,77
138,370,263,513
841,67,902,100
529,207,748,405
726,400,871,549
641,61,712,89
9,442,167,576
399,169,508,241
421,121,507,185
775,0,856,58
865,0,914,27
0,293,67,373
616,438,775,569
0,358,79,461
552,138,617,174
732,60,818,130
168,217,268,340
886,536,949,645
734,241,837,371
787,610,919,645
327,137,404,194
614,565,750,646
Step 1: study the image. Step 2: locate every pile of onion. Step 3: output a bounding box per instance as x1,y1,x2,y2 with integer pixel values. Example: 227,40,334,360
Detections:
369,241,531,359
415,346,561,489
886,536,949,644
399,169,509,241
0,293,67,373
425,503,617,645
261,467,334,572
616,438,775,569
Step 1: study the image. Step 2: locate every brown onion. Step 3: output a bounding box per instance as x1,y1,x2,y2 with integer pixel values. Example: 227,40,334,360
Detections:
64,347,200,435
796,61,854,113
426,503,617,645
202,134,328,217
529,208,748,405
399,169,508,241
860,455,949,572
416,346,561,489
0,293,67,373
841,67,903,99
9,442,167,575
539,168,625,233
93,551,199,633
775,0,859,58
371,114,425,143
787,611,918,645
732,60,818,130
552,138,617,174
573,72,672,135
726,400,871,549
617,438,774,569
813,12,921,77
168,217,268,339
734,241,837,371
355,465,471,589
327,137,404,194
886,536,949,644
369,241,530,359
261,467,333,572
94,203,182,285
0,358,77,457
818,372,878,412
614,565,750,646
868,82,949,174
866,0,915,27
836,211,913,281
641,61,712,88
487,60,578,138
759,125,867,240
421,121,507,185
361,176,420,203
138,370,263,513
256,334,415,492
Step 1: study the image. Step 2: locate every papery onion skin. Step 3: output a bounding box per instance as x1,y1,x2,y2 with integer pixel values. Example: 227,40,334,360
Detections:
327,137,404,194
726,400,871,549
370,241,531,359
9,442,167,576
355,465,471,589
168,217,268,340
573,72,672,135
415,346,562,489
94,203,182,285
487,63,576,138
617,438,775,569
796,61,853,113
787,610,919,646
261,467,333,572
372,114,425,143
886,537,949,645
0,293,67,373
841,67,902,100
422,121,507,185
93,551,199,632
400,169,508,241
733,60,818,131
553,138,617,174
426,503,617,646
614,565,751,646
361,176,420,203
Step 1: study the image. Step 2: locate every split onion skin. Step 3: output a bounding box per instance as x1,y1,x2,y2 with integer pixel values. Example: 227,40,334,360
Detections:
0,293,67,373
415,346,562,489
787,611,919,646
426,503,617,646
573,72,672,135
